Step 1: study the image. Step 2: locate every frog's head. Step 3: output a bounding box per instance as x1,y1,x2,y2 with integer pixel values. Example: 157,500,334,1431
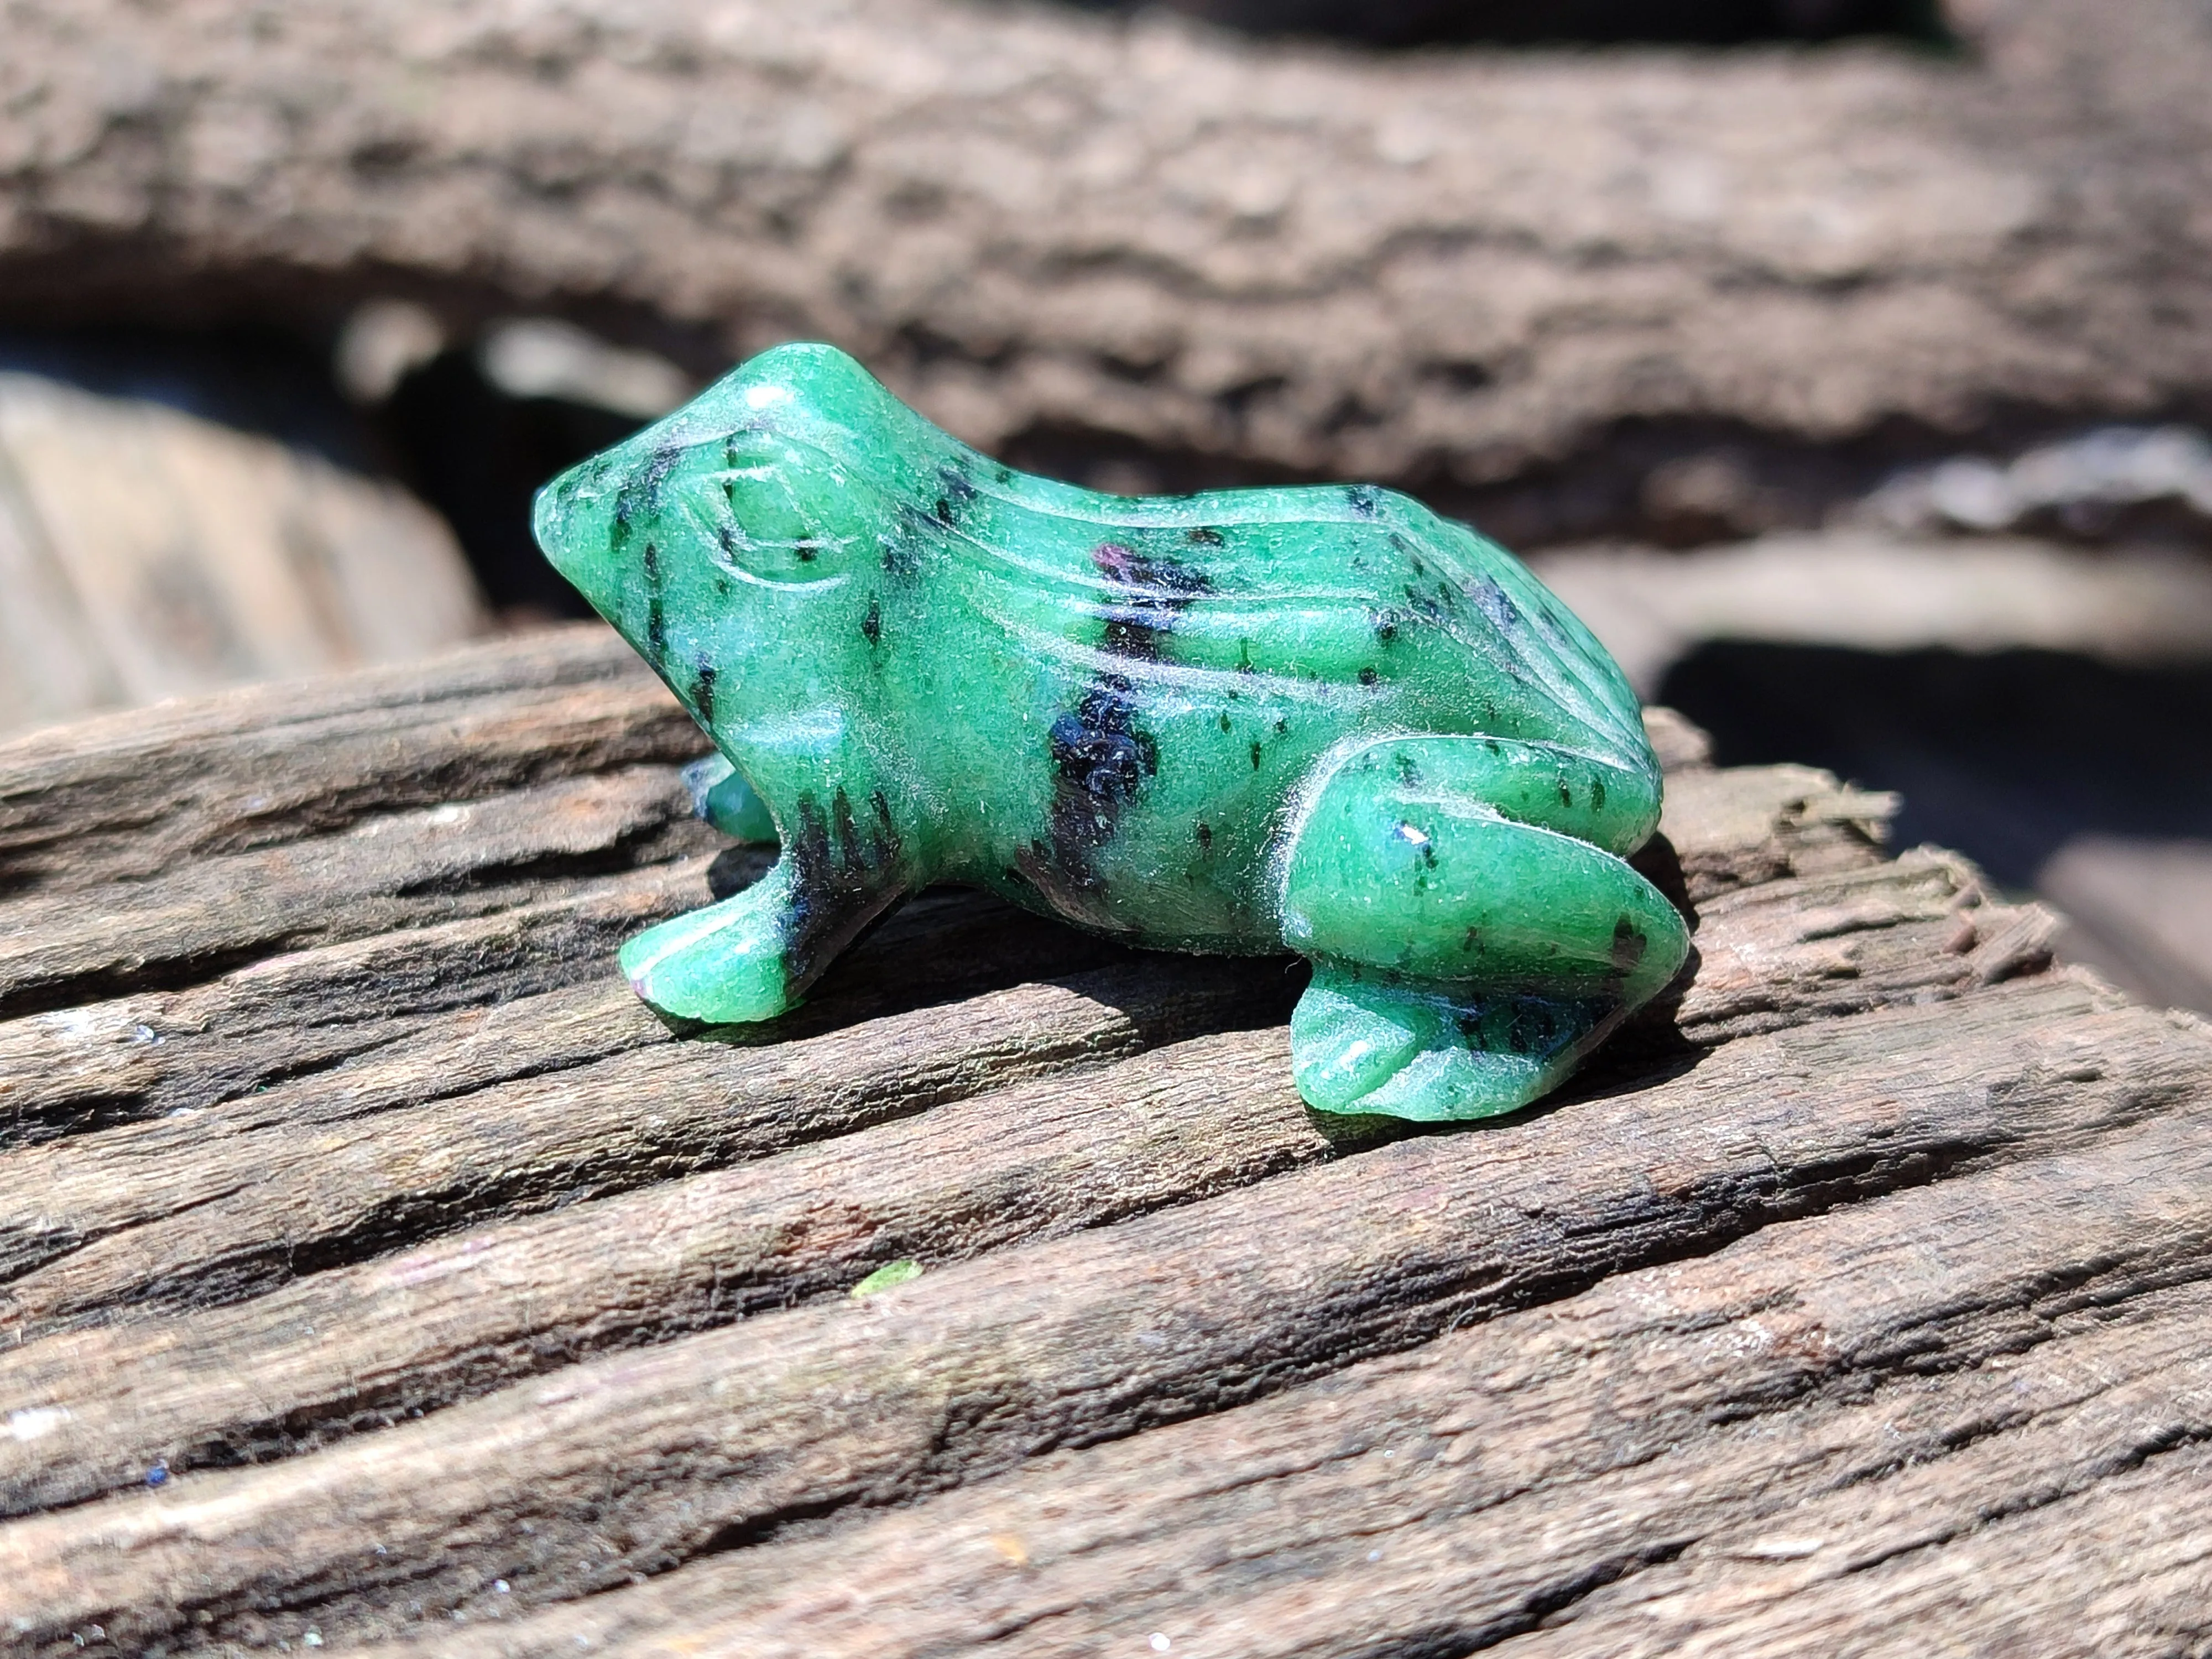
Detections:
531,344,898,727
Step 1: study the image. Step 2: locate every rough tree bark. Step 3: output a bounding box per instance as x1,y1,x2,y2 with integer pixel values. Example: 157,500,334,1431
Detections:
3,0,2211,540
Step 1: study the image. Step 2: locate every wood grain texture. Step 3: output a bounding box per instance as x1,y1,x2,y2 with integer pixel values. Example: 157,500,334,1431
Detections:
0,624,697,893
393,1111,2212,1659
0,625,2200,1657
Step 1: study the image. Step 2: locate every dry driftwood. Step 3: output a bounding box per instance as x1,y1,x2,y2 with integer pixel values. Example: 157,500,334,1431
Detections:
6,0,2212,539
6,622,2210,1658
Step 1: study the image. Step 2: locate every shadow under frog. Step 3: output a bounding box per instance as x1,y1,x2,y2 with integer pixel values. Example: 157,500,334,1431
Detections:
533,343,1688,1122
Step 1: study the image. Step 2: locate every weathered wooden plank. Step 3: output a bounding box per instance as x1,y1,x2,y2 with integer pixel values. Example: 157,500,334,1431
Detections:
0,954,1286,1337
1657,762,1894,902
0,702,1922,1293
0,859,717,1145
0,863,1145,1146
0,767,719,1019
1499,1357,2212,1657
7,625,2147,1656
1667,846,2054,1046
0,624,1798,1133
0,743,1893,1136
0,1024,1333,1516
0,834,2022,1339
378,1116,2212,1659
0,848,2042,1520
0,625,695,893
1526,1446,2212,1659
2,975,2200,1649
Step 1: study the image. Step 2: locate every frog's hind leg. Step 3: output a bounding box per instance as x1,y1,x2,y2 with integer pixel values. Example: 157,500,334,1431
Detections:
1290,968,1631,1123
1279,735,1689,1121
621,789,909,1026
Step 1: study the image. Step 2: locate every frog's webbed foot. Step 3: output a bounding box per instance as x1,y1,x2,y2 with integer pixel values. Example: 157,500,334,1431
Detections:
1292,967,1624,1121
1280,734,1690,1122
622,787,909,1026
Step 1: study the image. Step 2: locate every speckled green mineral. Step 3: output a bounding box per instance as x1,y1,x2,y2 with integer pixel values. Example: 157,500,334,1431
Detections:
533,343,1689,1122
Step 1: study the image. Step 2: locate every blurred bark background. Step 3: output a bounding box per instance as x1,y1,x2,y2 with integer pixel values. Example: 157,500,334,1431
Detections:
0,373,481,729
1,0,2209,544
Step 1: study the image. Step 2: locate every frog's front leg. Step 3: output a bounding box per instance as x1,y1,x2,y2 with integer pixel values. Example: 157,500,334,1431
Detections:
1278,735,1689,1122
680,754,778,844
620,786,911,1026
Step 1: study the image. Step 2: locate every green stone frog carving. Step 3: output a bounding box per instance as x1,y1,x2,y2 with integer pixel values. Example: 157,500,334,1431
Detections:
533,343,1688,1121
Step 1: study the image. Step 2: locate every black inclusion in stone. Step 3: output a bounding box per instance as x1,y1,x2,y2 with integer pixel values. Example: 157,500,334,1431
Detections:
779,787,906,991
1470,576,1521,632
612,443,682,542
1507,1002,1554,1055
642,541,666,655
1018,541,1207,925
645,439,684,507
1344,484,1380,518
1052,686,1157,810
937,464,979,521
1610,916,1648,977
861,594,882,646
1018,676,1159,928
1403,582,1444,625
694,662,717,724
1093,541,1211,661
883,504,929,576
832,786,863,859
612,441,684,570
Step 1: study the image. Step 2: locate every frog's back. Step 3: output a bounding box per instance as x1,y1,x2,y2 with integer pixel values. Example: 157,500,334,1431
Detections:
713,342,1644,763
950,472,1649,770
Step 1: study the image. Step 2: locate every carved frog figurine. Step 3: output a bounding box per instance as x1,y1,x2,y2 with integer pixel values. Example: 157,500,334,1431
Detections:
533,343,1688,1121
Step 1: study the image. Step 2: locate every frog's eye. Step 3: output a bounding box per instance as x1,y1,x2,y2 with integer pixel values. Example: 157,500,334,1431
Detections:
703,438,864,586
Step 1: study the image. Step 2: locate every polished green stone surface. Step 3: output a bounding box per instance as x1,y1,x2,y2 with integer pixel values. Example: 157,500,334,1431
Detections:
533,342,1688,1121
